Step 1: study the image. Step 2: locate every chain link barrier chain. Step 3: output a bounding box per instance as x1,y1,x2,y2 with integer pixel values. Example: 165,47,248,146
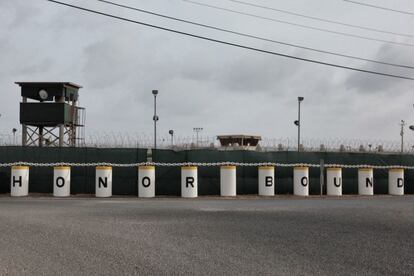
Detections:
0,162,413,169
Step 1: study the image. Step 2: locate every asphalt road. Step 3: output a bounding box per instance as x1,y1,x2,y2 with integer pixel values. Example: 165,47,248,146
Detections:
0,196,413,276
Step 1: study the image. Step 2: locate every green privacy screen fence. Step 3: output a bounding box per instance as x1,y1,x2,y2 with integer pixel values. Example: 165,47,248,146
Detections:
0,146,413,195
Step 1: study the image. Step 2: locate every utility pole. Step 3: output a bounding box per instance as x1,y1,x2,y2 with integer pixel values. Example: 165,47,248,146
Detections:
294,97,304,152
152,90,159,152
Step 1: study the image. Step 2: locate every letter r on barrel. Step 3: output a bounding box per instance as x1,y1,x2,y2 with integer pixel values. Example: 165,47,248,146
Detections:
186,177,195,188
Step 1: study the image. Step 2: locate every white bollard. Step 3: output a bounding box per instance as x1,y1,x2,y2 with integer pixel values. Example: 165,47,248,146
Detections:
181,166,198,198
220,166,236,196
294,167,309,196
258,166,275,196
138,166,155,198
327,168,342,196
358,168,374,195
388,168,404,196
96,166,112,198
54,166,71,197
11,166,29,197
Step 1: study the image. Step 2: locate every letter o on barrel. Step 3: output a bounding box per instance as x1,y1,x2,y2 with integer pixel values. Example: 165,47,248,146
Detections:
138,166,155,198
258,166,274,196
220,166,236,197
294,167,309,196
358,168,374,196
388,168,404,196
327,168,342,196
96,166,112,198
11,166,29,197
54,166,71,197
181,166,198,198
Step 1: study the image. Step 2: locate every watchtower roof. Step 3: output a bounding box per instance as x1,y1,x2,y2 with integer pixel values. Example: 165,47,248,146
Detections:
15,82,83,89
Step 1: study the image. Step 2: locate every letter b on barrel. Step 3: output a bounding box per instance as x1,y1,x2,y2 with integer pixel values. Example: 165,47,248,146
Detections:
258,167,274,196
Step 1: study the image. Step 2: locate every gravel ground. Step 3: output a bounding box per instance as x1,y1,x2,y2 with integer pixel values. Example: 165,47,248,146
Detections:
0,195,413,276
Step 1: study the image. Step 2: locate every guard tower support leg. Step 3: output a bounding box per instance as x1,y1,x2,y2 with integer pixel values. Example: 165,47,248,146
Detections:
21,96,27,146
58,96,65,147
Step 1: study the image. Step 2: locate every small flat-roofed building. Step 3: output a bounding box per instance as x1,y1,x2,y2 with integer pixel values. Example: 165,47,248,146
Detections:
217,135,261,150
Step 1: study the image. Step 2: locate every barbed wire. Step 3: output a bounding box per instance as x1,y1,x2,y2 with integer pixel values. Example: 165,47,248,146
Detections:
1,131,414,154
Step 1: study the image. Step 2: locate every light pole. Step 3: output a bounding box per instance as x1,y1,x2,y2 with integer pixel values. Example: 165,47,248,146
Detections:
400,120,406,153
193,127,203,147
152,90,159,152
169,129,174,147
294,97,304,152
12,128,17,145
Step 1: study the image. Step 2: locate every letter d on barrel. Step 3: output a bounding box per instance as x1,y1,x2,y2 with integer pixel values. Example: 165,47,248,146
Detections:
54,166,71,197
294,167,309,196
388,168,404,196
138,166,155,198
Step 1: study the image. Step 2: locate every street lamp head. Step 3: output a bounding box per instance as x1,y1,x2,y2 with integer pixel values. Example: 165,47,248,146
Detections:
409,125,414,131
298,96,304,102
169,130,174,135
152,90,158,96
12,128,17,133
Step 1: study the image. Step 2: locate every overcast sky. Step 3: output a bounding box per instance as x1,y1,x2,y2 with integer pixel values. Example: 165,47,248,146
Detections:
1,0,414,145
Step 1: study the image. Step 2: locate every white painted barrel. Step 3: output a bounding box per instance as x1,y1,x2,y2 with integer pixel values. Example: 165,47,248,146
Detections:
388,168,404,196
294,167,309,196
138,166,155,198
258,166,274,196
96,166,112,198
181,166,198,198
11,166,29,197
220,166,236,196
358,168,374,195
327,168,342,196
53,166,71,197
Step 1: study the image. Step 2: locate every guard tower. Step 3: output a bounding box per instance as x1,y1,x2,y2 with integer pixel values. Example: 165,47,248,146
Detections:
15,82,85,147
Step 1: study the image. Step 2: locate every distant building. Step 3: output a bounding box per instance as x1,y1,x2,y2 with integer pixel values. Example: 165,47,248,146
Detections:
217,135,261,150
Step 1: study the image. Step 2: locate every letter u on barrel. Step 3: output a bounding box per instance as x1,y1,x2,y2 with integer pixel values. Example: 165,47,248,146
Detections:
327,168,342,196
